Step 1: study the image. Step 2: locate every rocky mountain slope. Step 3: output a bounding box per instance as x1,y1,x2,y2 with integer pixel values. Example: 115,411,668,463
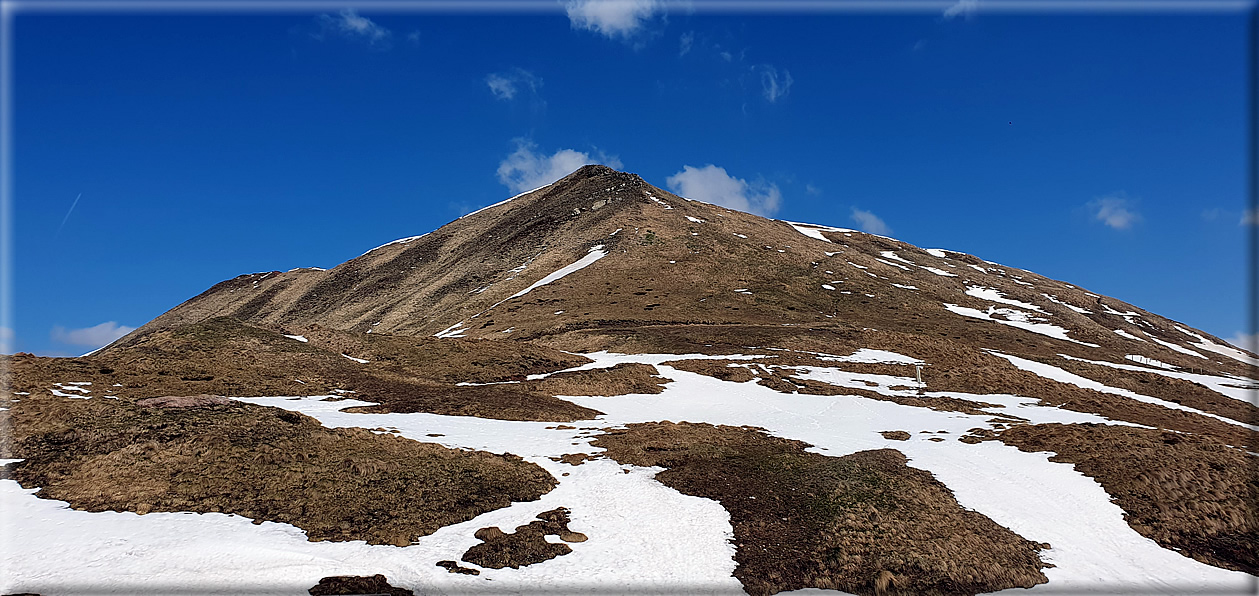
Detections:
4,165,1256,595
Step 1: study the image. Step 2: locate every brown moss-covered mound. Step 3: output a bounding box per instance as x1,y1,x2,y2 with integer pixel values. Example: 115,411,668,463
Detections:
308,574,413,595
999,423,1258,573
593,422,1049,596
461,507,588,569
532,363,669,396
7,318,601,423
4,391,556,546
338,380,600,422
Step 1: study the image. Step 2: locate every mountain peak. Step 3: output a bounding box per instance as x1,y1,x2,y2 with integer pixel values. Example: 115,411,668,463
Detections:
559,164,644,186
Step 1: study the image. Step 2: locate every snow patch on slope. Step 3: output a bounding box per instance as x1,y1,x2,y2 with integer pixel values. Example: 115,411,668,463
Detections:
509,245,608,300
944,304,1099,347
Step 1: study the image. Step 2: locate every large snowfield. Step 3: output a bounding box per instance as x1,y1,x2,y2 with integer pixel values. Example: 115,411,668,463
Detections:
3,350,1255,595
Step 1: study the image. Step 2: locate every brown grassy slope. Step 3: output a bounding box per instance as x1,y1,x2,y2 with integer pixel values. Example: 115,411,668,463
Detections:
997,423,1259,574
593,422,1048,596
2,389,556,546
31,317,599,422
105,166,1256,384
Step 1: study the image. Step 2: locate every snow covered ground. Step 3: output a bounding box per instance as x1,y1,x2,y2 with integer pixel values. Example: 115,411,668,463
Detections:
3,350,1254,595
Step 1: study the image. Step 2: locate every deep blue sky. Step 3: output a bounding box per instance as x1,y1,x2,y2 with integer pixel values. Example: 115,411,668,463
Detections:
7,2,1253,355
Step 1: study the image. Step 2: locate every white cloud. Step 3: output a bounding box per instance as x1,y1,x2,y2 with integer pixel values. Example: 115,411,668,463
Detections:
1226,332,1257,354
1240,207,1258,226
565,0,663,40
1088,194,1140,230
943,0,979,19
497,139,622,195
486,68,542,101
316,9,392,48
0,326,12,354
50,321,135,349
757,65,793,103
805,184,821,196
850,208,891,235
665,164,782,216
406,30,421,45
679,31,694,56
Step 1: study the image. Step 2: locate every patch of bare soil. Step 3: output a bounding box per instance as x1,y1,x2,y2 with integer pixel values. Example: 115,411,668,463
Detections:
337,379,600,422
308,574,413,595
435,560,480,575
9,318,601,423
880,431,911,441
461,507,588,569
998,423,1258,574
662,358,758,382
593,422,1049,596
532,363,669,396
3,390,556,546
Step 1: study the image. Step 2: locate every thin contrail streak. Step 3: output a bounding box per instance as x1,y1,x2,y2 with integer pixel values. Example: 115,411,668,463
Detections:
56,193,82,237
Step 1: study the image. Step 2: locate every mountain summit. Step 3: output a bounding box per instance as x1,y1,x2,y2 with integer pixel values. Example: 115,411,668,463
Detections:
116,166,1254,381
5,166,1256,595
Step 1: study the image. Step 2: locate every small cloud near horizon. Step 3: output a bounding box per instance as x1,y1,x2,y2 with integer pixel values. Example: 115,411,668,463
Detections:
756,65,793,103
565,0,665,41
1226,332,1257,354
0,326,12,354
315,9,393,48
666,164,782,216
850,208,891,235
497,139,622,195
1088,194,1140,230
1240,207,1258,226
50,321,135,350
942,0,979,19
679,31,694,56
486,68,543,101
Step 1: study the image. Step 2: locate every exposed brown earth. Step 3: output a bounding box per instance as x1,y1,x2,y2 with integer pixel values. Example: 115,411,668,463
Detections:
533,362,669,396
997,423,1259,574
435,560,480,575
1,387,556,546
880,431,911,441
593,422,1049,596
8,317,599,423
461,507,588,569
308,574,413,595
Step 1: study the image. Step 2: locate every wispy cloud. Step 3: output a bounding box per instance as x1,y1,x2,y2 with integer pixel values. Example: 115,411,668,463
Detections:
315,9,393,48
486,68,543,101
406,30,421,45
50,321,134,349
1226,332,1257,354
850,208,891,235
942,0,980,19
565,0,664,41
756,65,793,103
805,184,821,196
666,164,782,216
1088,194,1140,230
1240,207,1258,226
0,326,12,354
497,139,622,195
679,31,694,56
